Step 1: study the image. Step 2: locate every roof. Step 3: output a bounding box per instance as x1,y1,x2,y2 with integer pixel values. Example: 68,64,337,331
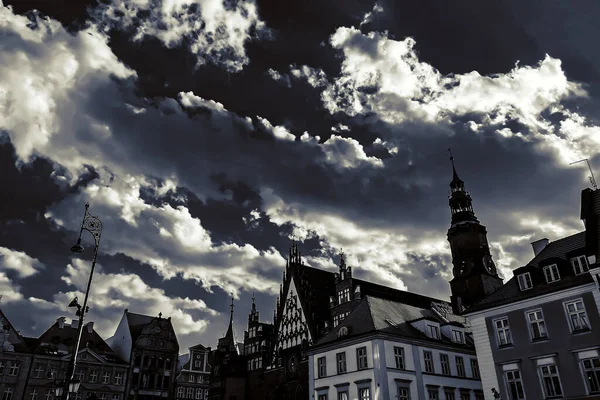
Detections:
527,231,586,267
125,311,155,341
0,309,31,352
353,278,451,308
314,296,470,349
36,319,126,364
466,231,590,314
465,273,595,314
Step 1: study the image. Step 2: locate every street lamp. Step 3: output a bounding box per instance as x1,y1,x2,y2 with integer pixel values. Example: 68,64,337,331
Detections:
63,202,102,400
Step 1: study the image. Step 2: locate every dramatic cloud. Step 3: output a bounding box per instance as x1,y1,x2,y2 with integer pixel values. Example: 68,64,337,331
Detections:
90,0,269,72
0,246,45,278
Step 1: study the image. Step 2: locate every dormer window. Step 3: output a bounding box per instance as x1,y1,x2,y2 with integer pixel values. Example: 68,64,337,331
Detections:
427,324,440,339
543,264,560,283
517,272,533,291
452,329,464,343
571,255,589,275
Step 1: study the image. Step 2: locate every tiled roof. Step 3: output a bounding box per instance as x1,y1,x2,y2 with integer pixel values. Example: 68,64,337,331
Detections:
353,278,451,308
314,296,470,349
465,273,594,314
527,231,586,267
466,231,590,314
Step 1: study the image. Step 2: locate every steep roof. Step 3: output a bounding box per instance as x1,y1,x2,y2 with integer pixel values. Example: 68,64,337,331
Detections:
526,231,586,267
125,311,154,341
314,296,470,349
0,308,31,353
353,278,451,308
466,231,590,314
36,319,126,364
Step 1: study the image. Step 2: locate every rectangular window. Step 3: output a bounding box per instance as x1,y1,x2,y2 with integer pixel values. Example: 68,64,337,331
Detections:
494,317,512,346
474,394,484,400
428,325,440,339
456,356,465,377
188,373,194,382
336,352,346,374
452,330,464,343
0,361,4,375
102,371,111,384
518,273,533,290
424,351,434,373
29,390,38,400
471,359,480,379
427,389,439,400
34,365,44,378
338,288,350,304
460,394,470,400
571,255,589,275
195,389,202,400
44,391,52,400
539,364,563,398
111,395,119,400
337,391,349,400
100,395,107,400
565,299,589,331
177,388,184,398
114,372,123,385
526,309,548,340
393,346,405,369
317,357,327,378
444,390,455,400
358,388,370,400
397,387,409,400
89,370,98,383
356,347,368,370
317,395,327,400
543,264,560,283
440,354,450,375
2,388,12,400
582,357,600,394
8,362,19,376
505,370,525,400
187,388,193,398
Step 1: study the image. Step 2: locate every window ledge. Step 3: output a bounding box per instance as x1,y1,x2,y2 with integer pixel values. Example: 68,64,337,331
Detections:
572,327,591,334
498,344,514,349
531,336,549,343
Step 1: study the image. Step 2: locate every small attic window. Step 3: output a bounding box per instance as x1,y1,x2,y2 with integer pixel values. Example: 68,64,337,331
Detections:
427,324,440,339
517,272,533,291
571,255,589,275
543,264,560,283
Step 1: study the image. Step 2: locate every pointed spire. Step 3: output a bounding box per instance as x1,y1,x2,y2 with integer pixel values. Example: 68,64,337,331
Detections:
447,149,478,225
251,291,256,313
448,148,464,187
224,292,235,342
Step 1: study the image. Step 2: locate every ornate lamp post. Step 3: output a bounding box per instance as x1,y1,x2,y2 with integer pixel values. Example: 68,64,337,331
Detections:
63,202,102,400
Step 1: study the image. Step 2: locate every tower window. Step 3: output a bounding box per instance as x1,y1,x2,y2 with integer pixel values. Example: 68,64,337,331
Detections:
571,256,589,275
337,288,350,304
517,273,532,291
543,264,560,283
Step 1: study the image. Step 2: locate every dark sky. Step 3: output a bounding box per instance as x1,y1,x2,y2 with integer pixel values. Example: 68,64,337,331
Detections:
1,0,599,351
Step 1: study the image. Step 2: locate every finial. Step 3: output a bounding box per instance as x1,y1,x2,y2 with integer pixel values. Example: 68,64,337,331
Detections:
229,292,234,321
252,291,256,305
158,312,162,319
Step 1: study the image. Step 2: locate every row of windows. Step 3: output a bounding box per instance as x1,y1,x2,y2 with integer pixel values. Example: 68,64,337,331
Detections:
318,386,484,400
0,361,20,376
333,312,350,328
176,387,208,400
74,369,124,385
247,357,263,371
517,256,589,291
422,351,480,379
131,372,171,390
133,355,172,369
317,386,369,400
247,326,263,338
317,347,368,378
493,298,590,347
2,389,121,400
422,325,465,344
243,342,266,355
184,373,204,383
503,357,600,399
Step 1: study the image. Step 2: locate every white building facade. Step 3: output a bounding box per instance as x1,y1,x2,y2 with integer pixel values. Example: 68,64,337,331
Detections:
308,297,484,400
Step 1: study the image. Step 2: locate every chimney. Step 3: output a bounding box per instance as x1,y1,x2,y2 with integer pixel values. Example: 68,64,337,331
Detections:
57,317,66,329
71,319,79,329
531,238,550,256
86,322,94,334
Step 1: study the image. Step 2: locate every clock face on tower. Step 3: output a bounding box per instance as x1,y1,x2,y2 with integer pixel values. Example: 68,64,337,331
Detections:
483,255,496,275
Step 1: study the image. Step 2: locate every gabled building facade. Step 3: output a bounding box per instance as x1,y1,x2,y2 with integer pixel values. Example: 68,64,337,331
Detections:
107,310,179,400
175,344,210,400
23,317,128,400
307,295,484,400
0,309,34,400
464,187,600,400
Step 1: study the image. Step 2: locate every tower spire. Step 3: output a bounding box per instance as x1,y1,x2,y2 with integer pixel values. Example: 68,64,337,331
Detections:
447,149,478,226
251,291,256,313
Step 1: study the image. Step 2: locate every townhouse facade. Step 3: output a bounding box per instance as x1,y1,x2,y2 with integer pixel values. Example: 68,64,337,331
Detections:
464,187,600,400
308,296,484,400
175,344,210,400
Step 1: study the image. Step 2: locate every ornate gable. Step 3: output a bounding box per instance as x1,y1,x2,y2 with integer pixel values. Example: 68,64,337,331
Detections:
274,276,312,353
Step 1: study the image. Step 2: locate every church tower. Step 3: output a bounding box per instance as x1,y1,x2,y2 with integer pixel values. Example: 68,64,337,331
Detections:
447,151,503,314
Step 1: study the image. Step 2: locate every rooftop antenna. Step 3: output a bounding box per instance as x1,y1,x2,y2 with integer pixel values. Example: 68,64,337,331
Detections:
569,158,598,190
